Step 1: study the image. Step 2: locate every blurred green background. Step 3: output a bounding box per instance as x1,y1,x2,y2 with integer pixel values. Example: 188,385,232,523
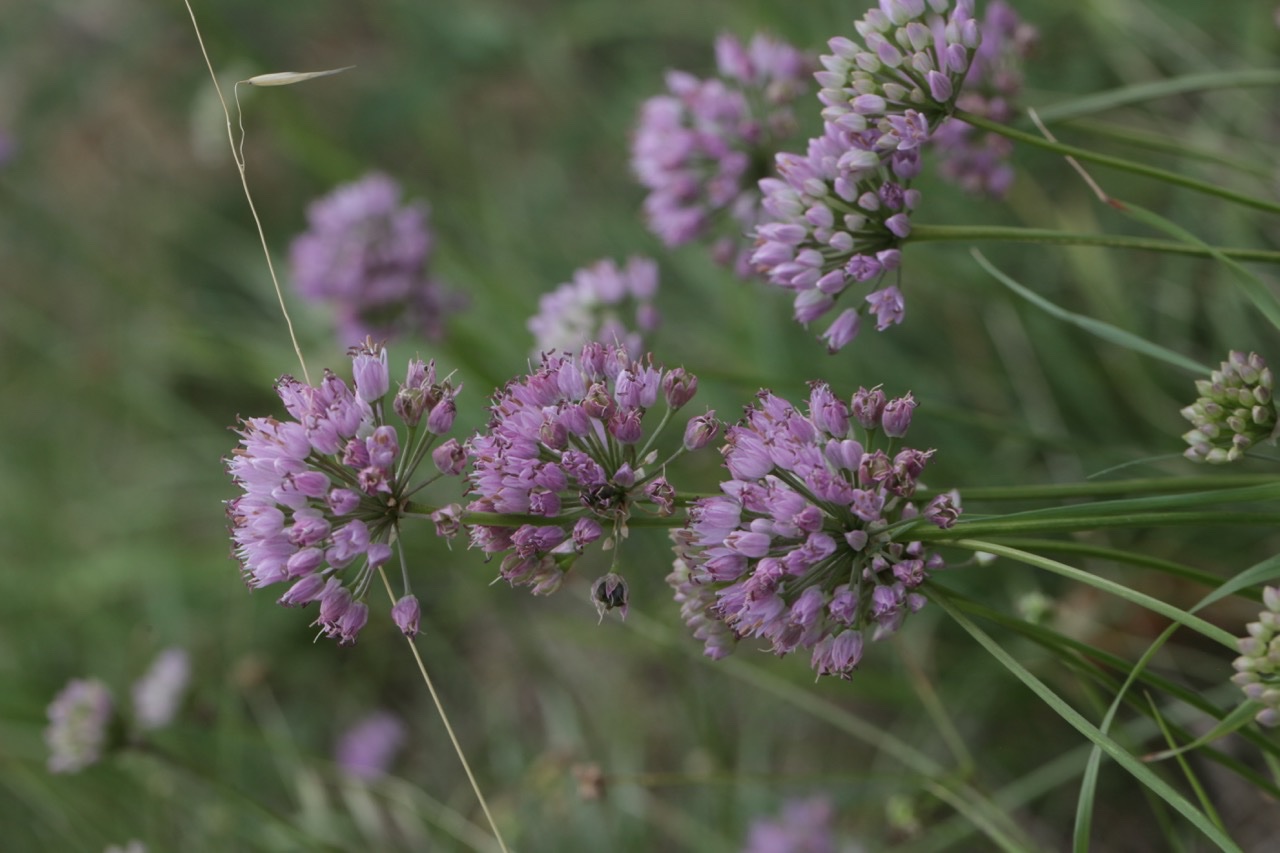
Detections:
3,0,1279,849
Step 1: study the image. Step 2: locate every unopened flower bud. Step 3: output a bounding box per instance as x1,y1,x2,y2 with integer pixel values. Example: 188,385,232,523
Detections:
683,411,721,451
426,395,457,435
351,342,390,403
882,393,916,437
851,386,887,429
663,368,699,410
432,438,467,475
392,594,421,637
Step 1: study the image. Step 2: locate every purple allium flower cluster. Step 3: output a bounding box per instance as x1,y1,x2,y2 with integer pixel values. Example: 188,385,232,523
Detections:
752,1,980,352
131,648,190,731
741,796,840,853
931,1,1036,197
226,341,460,644
45,678,115,773
632,33,810,277
670,383,960,678
465,341,710,604
1231,586,1280,727
1181,351,1277,463
335,710,408,780
289,173,459,346
752,124,915,352
527,257,661,358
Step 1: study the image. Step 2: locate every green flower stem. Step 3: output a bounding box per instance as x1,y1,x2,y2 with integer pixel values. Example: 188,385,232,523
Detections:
913,511,1280,541
954,109,1280,216
1031,69,1280,124
907,224,1280,264
402,503,686,529
922,474,1280,502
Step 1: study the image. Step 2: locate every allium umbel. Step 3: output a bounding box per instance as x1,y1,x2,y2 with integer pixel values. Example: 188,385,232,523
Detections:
1181,351,1277,463
1231,586,1280,727
226,341,460,644
815,0,980,138
670,383,959,678
465,342,712,606
632,33,810,276
527,257,661,357
752,124,916,351
289,173,459,346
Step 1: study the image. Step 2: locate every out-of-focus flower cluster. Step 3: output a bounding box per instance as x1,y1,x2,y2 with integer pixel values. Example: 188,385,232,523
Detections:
131,648,191,731
227,341,460,644
741,796,848,853
289,173,460,346
670,383,959,677
752,0,979,352
45,679,114,774
1231,586,1280,727
335,710,407,781
1181,351,1277,463
931,0,1037,197
632,33,810,277
465,341,711,606
528,257,661,358
45,648,192,774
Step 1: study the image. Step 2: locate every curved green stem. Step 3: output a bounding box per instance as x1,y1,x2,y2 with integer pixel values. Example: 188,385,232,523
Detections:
955,109,1280,216
907,224,1280,264
925,474,1280,502
942,540,1238,649
914,511,1280,541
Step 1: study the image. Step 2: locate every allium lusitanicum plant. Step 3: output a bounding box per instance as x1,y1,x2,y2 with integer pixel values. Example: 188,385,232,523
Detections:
79,0,1280,848
670,383,959,677
226,340,460,644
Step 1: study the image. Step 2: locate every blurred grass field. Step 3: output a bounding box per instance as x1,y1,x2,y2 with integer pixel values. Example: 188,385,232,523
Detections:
3,0,1279,850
